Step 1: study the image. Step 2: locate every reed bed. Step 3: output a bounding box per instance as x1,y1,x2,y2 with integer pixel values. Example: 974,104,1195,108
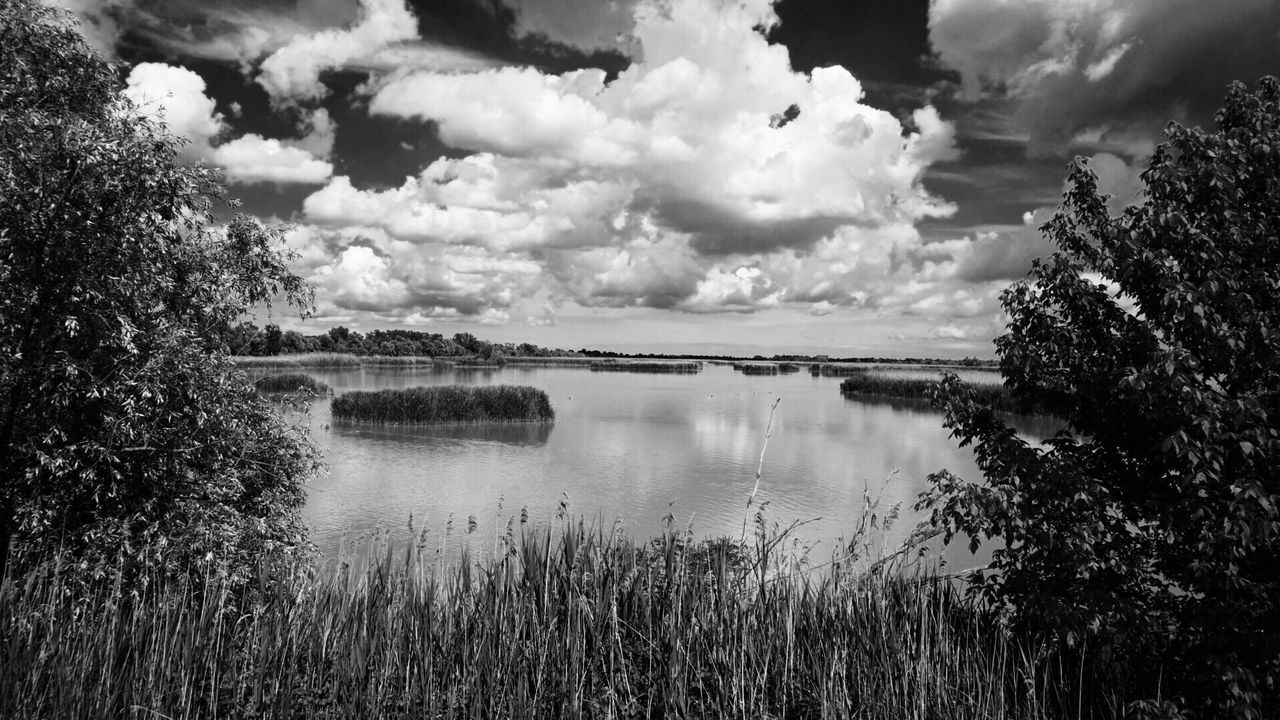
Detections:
502,357,595,367
331,385,554,424
588,360,702,374
734,362,779,375
0,522,1106,719
360,355,441,367
253,373,331,395
839,373,1037,414
810,363,871,377
233,353,363,368
778,362,801,373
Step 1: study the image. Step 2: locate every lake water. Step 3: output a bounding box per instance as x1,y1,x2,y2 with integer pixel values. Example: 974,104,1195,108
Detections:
273,364,1056,569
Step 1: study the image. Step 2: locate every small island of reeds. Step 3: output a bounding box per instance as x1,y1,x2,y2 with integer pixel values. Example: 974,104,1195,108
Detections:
332,385,554,424
840,373,1042,414
253,373,330,395
734,362,779,375
810,363,869,377
589,360,701,374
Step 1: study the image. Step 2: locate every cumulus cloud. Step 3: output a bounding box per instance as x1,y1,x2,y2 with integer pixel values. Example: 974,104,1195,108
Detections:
294,0,964,321
503,0,640,54
211,136,334,185
124,62,225,158
123,63,333,184
256,0,420,103
929,0,1280,153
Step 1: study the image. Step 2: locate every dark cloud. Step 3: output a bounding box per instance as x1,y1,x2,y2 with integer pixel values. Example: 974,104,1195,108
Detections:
650,197,847,257
409,0,630,78
929,0,1280,155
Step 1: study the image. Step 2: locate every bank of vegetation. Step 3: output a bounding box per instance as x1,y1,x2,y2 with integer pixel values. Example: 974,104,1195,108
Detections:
734,362,779,375
253,373,330,395
589,360,702,373
839,373,1040,414
331,385,555,424
0,523,1112,720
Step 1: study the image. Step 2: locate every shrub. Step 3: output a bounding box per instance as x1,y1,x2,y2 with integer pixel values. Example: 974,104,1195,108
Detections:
924,78,1280,717
0,2,317,577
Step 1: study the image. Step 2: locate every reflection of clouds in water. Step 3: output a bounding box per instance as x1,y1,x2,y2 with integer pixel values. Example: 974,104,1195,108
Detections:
690,405,755,463
293,364,1048,566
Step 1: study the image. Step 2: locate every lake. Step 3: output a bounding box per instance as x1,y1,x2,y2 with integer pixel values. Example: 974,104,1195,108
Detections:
271,363,1056,569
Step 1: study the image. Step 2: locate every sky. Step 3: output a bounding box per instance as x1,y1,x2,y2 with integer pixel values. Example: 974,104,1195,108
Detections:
49,0,1280,357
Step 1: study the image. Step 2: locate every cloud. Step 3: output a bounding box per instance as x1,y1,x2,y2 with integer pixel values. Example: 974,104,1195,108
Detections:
123,63,333,184
292,0,965,321
43,0,134,56
502,0,640,54
929,0,1280,153
211,136,334,185
256,0,421,103
124,62,225,158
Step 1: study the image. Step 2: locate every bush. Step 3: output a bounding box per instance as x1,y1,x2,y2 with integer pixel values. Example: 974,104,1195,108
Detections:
924,78,1280,717
0,1,317,578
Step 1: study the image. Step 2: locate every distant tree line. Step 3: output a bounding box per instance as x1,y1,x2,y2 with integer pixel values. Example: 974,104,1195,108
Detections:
580,348,995,366
219,322,583,359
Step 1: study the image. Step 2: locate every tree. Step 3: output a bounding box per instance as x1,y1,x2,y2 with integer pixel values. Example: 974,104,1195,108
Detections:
923,78,1280,717
0,2,317,578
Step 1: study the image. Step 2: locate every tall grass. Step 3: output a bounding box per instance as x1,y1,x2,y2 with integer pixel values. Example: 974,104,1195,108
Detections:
253,373,330,395
0,521,1113,719
810,363,870,377
839,373,1040,414
331,385,555,424
503,357,595,367
734,362,779,375
588,360,702,374
360,355,442,367
232,352,363,368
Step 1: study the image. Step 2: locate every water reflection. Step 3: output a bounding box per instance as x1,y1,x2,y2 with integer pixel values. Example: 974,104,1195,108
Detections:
332,420,555,448
289,364,1053,568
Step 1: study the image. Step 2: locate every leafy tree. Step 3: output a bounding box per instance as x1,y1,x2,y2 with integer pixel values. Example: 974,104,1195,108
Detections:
0,2,317,577
924,78,1280,717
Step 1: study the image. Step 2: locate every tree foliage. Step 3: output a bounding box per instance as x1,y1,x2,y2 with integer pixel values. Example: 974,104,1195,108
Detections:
0,2,317,577
924,78,1280,718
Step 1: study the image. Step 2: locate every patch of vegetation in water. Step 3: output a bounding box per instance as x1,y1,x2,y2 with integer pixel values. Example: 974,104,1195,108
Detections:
331,385,554,424
734,362,779,375
253,373,330,395
588,360,701,373
840,374,1042,414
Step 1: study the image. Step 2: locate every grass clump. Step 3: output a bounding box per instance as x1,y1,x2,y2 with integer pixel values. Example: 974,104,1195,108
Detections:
840,373,1041,414
233,352,363,368
734,362,779,375
0,521,1118,719
332,384,554,424
810,363,870,377
253,373,330,395
589,360,701,373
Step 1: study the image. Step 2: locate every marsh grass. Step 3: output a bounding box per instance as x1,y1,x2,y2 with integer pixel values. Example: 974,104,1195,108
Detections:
839,373,1042,414
253,373,331,395
735,362,780,375
0,516,1115,719
810,364,871,377
331,385,555,424
589,360,701,373
503,357,595,367
233,352,363,368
